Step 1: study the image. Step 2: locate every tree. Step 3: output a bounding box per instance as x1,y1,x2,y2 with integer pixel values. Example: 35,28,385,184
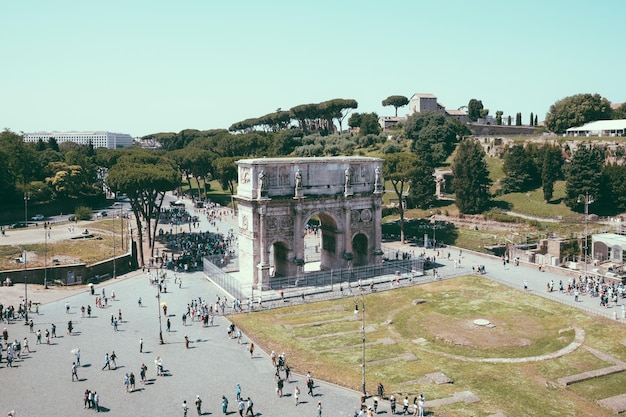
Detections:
452,140,491,214
564,146,604,211
406,111,459,167
534,114,538,126
507,115,512,126
600,164,626,213
106,152,179,266
383,153,420,243
348,113,363,129
529,112,534,126
495,111,503,125
359,113,381,136
322,98,358,134
213,157,238,195
545,93,613,134
467,99,483,122
382,95,409,117
515,112,522,126
501,145,539,193
540,145,564,202
613,103,626,120
48,137,60,152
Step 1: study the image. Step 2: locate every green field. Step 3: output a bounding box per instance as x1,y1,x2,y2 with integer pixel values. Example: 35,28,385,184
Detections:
231,276,624,416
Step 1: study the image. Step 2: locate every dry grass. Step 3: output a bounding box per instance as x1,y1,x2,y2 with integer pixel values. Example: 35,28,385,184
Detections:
231,276,623,416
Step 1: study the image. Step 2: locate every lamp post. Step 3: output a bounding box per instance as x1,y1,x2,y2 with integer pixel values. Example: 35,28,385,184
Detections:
577,192,594,279
112,215,116,279
354,294,366,396
44,223,48,289
429,205,436,249
24,191,29,323
157,284,164,344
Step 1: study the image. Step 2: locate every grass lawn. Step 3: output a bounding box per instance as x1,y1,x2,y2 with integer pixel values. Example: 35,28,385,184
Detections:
231,276,624,416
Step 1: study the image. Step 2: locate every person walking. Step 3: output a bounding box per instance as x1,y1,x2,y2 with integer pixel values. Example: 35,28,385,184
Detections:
276,378,284,397
237,399,245,417
36,329,41,344
140,337,143,353
124,373,130,392
23,337,30,354
185,335,189,349
72,362,78,381
93,391,100,412
249,342,254,359
195,395,202,415
235,383,241,401
102,352,111,370
130,372,136,391
390,394,396,414
182,400,189,417
110,351,118,369
221,395,229,414
307,376,315,396
167,318,171,332
140,363,147,383
75,349,81,366
317,401,322,417
294,386,300,406
245,397,254,416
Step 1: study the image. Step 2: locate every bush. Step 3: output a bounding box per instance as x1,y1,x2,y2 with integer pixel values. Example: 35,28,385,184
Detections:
75,206,92,220
381,141,402,154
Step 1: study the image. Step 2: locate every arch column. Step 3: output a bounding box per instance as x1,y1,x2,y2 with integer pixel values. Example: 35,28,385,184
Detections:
294,202,305,266
257,205,271,290
373,198,383,264
343,200,353,264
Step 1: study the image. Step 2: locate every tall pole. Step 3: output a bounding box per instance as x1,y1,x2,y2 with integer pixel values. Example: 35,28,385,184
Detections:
24,192,29,324
44,223,48,289
157,287,164,344
113,215,116,279
355,294,366,395
578,192,593,279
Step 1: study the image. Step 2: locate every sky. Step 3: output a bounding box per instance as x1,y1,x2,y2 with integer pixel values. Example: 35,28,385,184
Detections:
1,0,624,138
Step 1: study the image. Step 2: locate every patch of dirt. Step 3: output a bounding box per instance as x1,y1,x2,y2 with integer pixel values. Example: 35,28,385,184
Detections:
422,313,545,349
442,214,530,232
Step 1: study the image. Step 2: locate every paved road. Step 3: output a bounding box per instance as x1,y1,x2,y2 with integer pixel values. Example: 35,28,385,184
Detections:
2,195,623,416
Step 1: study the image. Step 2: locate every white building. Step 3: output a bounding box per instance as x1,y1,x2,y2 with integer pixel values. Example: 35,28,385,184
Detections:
566,120,626,137
407,93,468,122
24,131,133,149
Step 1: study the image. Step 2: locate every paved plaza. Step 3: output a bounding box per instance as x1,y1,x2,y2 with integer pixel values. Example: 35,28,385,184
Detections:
1,195,624,416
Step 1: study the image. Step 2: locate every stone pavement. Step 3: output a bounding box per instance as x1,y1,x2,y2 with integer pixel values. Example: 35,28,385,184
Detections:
3,197,626,416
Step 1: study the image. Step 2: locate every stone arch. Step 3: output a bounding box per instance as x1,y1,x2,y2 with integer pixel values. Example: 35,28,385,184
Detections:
236,156,384,291
594,241,608,262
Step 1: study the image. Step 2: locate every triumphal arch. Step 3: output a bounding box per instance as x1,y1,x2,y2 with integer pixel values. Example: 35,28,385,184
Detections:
236,156,384,290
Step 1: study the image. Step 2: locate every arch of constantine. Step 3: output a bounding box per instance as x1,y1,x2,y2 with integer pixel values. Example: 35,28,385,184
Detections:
236,156,384,291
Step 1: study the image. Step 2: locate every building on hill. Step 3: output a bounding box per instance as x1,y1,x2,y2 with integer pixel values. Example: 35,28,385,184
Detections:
407,93,468,123
566,120,626,137
24,131,133,149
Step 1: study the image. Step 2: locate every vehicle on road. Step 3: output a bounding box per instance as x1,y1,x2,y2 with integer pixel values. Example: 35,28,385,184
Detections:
31,214,44,221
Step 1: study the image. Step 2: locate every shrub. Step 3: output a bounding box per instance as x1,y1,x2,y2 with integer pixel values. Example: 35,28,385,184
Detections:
75,206,92,220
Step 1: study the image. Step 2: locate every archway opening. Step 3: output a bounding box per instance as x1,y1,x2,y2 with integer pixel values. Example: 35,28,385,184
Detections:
352,233,369,267
271,241,291,278
303,213,339,272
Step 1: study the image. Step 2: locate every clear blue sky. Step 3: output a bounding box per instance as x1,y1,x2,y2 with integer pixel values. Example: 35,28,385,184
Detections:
1,0,624,137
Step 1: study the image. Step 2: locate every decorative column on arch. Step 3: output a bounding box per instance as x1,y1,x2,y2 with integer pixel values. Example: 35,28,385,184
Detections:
257,205,271,290
373,187,384,265
343,200,353,266
293,203,305,268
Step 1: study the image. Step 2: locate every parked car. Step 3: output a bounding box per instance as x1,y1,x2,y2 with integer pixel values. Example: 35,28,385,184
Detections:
12,222,28,228
31,214,44,221
68,215,76,222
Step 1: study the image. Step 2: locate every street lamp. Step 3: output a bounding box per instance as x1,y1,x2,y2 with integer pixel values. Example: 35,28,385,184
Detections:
577,192,594,279
157,285,164,344
44,223,48,289
354,294,366,395
24,191,30,324
429,205,436,249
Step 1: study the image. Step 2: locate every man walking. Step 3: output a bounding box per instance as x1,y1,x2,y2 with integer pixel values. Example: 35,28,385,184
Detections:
102,352,111,370
72,362,78,381
245,397,254,416
139,338,143,353
93,391,100,412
